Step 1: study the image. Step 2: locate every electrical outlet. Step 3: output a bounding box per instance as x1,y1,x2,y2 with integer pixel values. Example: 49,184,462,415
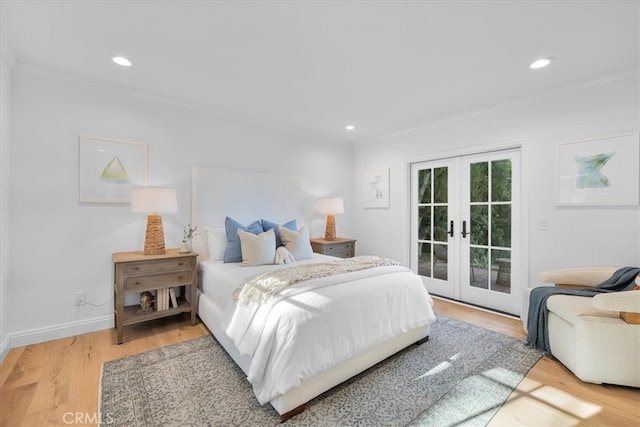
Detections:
74,291,86,307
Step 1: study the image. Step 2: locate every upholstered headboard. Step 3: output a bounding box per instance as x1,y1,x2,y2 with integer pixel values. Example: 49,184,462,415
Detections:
191,165,307,260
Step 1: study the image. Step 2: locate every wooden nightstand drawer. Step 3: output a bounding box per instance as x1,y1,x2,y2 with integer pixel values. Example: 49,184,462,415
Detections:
330,250,353,259
124,258,192,275
324,242,354,253
124,271,193,292
310,237,356,258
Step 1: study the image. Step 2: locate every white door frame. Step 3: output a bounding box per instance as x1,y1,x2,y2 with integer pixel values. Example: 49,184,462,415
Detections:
404,139,529,317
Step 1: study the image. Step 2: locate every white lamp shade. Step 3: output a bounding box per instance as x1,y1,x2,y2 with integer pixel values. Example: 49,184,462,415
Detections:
131,187,178,214
318,197,344,215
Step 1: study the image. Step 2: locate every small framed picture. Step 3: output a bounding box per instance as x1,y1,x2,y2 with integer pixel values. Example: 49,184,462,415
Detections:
556,132,639,206
363,168,390,208
78,136,148,203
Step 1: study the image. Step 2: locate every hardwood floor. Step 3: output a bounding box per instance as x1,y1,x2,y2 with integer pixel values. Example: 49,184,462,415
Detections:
432,298,640,427
1,299,638,426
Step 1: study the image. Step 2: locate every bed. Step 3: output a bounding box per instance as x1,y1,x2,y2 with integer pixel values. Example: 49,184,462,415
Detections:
191,165,436,421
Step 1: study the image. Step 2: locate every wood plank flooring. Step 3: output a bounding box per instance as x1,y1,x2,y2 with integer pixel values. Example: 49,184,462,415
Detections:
1,299,638,426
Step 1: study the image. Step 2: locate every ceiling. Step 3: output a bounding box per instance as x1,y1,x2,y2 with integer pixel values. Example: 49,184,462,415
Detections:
1,1,638,142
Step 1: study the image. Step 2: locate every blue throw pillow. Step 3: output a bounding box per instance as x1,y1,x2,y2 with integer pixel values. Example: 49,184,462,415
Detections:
261,219,297,248
224,217,264,263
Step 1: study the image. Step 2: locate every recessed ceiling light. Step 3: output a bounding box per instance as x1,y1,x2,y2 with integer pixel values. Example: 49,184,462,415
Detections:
345,125,355,131
112,56,132,67
530,57,554,69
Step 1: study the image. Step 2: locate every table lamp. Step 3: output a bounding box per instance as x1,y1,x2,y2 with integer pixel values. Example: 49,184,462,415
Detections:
131,187,178,255
318,197,344,241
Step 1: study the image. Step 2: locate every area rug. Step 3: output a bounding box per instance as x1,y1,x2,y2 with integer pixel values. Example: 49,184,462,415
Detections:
99,314,541,426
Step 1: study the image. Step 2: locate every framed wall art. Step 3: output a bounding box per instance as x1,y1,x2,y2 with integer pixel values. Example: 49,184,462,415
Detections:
363,168,390,208
78,136,148,203
556,132,639,206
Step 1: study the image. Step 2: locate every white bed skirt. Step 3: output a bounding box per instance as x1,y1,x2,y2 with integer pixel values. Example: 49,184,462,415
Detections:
197,289,430,417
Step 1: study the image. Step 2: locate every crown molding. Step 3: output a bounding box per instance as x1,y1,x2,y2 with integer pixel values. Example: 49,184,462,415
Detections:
358,67,639,145
14,62,351,145
13,61,637,146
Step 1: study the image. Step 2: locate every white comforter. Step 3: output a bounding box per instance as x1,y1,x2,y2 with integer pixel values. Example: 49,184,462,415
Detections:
204,256,436,405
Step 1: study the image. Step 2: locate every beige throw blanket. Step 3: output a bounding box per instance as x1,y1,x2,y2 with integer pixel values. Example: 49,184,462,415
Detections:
234,256,401,305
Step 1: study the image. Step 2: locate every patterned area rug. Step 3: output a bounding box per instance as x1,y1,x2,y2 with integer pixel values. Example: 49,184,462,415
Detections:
100,314,540,426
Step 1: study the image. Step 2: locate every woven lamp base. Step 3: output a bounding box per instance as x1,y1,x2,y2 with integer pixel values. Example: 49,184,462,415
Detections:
324,214,337,241
143,214,166,255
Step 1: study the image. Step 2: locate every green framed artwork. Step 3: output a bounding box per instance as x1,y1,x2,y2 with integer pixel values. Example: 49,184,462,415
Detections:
78,136,148,203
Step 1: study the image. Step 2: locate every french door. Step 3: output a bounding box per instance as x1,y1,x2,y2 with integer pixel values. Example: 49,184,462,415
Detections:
410,149,521,315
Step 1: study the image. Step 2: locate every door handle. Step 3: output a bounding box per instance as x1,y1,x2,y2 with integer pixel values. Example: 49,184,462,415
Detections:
462,220,470,238
448,220,454,237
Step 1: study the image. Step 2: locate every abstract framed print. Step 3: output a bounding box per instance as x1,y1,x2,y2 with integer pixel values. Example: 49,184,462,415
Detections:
78,136,148,203
556,132,639,206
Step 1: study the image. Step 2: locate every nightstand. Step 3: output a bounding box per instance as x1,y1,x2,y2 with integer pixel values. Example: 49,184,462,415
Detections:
113,249,198,344
310,237,356,258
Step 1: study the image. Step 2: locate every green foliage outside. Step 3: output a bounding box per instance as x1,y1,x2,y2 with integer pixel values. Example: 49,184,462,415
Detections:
417,160,512,271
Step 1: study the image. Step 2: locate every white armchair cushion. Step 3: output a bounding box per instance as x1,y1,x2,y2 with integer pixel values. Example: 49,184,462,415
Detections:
593,291,640,313
540,267,617,287
547,295,618,324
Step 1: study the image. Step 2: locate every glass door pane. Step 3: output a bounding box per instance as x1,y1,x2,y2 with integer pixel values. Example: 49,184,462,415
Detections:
468,159,512,293
416,166,449,281
411,159,455,300
417,169,432,277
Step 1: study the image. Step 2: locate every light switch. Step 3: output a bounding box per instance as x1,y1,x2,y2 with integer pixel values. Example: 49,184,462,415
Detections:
538,219,548,230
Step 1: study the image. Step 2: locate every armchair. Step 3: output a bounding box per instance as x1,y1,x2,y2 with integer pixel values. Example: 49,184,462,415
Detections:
524,267,640,388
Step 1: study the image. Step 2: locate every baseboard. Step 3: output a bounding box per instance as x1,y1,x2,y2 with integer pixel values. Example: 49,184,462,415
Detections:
9,315,113,349
0,333,10,364
431,295,521,320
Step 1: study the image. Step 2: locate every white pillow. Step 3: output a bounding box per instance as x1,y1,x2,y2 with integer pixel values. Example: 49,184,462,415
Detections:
206,227,227,261
237,228,276,266
279,225,314,261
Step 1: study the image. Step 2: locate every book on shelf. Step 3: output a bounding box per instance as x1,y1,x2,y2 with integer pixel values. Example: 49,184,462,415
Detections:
169,288,178,308
163,288,169,310
156,288,169,311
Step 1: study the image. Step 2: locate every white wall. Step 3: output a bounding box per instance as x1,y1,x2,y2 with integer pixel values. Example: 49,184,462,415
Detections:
353,70,639,295
0,36,15,359
7,65,353,347
5,62,638,350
